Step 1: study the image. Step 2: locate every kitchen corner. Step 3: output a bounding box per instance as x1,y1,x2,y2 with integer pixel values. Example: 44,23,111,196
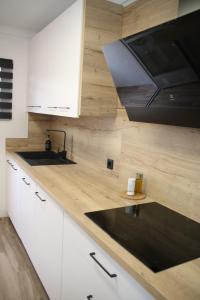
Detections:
6,150,200,300
1,0,200,299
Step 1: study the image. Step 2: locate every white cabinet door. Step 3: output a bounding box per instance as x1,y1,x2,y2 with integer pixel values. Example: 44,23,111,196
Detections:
62,213,155,300
62,213,119,300
18,170,36,257
61,240,117,300
28,0,84,118
6,159,21,234
32,185,63,300
6,157,64,300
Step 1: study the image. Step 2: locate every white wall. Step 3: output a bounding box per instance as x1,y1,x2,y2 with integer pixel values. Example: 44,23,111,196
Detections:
0,31,29,216
0,31,29,138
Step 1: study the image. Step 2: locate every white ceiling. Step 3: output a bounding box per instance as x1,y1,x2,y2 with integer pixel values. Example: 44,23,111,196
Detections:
0,0,75,35
0,0,136,37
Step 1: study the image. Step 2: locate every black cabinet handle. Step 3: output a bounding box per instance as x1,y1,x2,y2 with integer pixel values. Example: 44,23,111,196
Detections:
22,178,30,186
47,106,70,109
87,296,93,300
6,159,12,165
58,106,70,109
11,164,17,171
6,160,17,170
35,192,46,202
89,252,117,278
27,105,41,108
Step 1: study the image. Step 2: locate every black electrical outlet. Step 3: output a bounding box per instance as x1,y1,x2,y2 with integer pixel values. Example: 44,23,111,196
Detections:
107,159,114,170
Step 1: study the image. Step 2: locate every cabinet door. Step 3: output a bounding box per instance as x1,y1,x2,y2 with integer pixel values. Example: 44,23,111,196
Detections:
18,171,36,257
61,239,117,300
6,159,21,234
62,213,119,300
32,186,63,300
28,0,84,118
62,213,155,300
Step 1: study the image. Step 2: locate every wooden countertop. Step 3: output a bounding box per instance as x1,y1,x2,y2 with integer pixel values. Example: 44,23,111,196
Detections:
7,151,200,300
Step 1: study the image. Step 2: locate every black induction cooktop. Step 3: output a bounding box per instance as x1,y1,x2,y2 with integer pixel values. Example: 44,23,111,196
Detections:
85,202,200,273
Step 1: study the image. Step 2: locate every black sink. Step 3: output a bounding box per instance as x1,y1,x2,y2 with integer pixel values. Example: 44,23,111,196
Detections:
16,151,76,166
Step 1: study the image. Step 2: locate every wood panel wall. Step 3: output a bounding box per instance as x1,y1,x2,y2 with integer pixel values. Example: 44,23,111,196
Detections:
80,0,122,116
119,0,200,222
122,0,179,37
7,0,200,222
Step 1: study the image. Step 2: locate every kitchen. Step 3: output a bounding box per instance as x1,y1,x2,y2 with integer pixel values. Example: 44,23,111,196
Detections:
1,0,200,299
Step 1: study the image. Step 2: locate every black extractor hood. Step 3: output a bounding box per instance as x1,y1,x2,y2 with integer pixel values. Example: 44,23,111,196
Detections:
103,9,200,128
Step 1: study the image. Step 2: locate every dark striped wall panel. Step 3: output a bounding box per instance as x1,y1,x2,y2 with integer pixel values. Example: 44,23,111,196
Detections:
0,58,13,120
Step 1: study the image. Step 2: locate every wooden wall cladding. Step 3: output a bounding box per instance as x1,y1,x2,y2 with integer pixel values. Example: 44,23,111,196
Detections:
119,122,200,222
80,0,123,116
119,0,200,222
122,0,179,37
48,113,122,178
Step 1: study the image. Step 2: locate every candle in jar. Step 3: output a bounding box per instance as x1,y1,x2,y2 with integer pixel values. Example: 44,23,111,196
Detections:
127,178,136,196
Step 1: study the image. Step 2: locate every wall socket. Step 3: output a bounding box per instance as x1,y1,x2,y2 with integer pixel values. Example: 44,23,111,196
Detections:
107,159,114,170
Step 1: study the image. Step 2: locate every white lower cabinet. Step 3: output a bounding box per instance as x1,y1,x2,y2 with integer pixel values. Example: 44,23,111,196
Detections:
6,158,63,300
6,159,22,235
31,186,63,300
62,213,155,300
18,169,36,255
6,156,154,300
62,215,118,300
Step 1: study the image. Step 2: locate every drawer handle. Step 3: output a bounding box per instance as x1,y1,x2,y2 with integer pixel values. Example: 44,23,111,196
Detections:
6,160,17,170
22,178,30,186
87,296,93,300
28,105,41,108
35,192,46,202
11,164,18,171
47,106,58,109
58,106,70,109
89,252,117,278
6,159,12,165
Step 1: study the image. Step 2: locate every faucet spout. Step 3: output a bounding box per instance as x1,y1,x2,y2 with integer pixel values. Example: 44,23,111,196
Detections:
46,129,67,159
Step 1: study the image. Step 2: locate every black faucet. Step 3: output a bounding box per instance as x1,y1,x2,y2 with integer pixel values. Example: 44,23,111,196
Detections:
46,129,67,159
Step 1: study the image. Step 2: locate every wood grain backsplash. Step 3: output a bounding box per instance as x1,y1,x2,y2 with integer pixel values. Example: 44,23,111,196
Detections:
80,0,122,117
7,0,200,222
122,0,179,37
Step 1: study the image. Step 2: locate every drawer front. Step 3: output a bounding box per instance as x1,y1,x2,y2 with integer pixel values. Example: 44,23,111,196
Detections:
33,185,63,300
62,240,118,300
64,212,155,300
18,169,36,255
6,158,22,232
62,213,119,300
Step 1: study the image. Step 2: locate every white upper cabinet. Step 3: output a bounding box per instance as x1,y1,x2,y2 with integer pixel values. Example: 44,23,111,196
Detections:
28,0,84,117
